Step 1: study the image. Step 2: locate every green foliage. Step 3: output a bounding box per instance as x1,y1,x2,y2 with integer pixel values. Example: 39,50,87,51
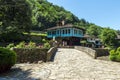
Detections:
0,0,115,43
74,19,90,30
109,55,116,61
26,41,36,48
109,47,120,62
6,43,15,49
105,46,116,50
86,24,102,37
0,47,16,72
44,42,50,49
23,32,47,36
80,40,87,44
42,39,47,43
15,41,41,48
100,28,117,47
15,41,26,48
0,0,32,42
15,41,36,48
27,0,79,31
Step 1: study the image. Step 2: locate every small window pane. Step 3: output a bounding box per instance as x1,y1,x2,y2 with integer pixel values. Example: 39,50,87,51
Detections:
66,29,67,34
68,29,70,34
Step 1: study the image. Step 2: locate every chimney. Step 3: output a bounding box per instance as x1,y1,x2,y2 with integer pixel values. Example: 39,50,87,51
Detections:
61,20,65,26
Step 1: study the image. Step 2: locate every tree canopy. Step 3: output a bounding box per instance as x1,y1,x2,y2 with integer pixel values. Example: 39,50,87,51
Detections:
0,0,118,45
27,0,80,30
0,0,32,41
100,28,117,47
86,24,102,38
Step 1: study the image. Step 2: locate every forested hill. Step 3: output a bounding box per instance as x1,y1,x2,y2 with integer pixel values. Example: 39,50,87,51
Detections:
28,0,104,36
0,0,117,42
28,0,80,30
29,0,106,36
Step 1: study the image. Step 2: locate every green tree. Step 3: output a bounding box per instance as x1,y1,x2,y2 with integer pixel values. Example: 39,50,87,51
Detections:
0,0,32,41
74,18,89,30
28,0,80,30
100,28,117,47
86,24,102,37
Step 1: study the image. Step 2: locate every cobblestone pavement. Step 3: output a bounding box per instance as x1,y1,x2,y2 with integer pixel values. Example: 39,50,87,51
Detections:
1,48,120,80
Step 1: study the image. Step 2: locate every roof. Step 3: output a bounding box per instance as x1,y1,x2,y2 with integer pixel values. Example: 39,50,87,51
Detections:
83,34,96,38
117,35,120,39
116,35,120,40
83,34,90,38
46,24,85,31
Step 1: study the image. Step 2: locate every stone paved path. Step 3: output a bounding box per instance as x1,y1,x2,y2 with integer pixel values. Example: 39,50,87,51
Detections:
1,48,120,80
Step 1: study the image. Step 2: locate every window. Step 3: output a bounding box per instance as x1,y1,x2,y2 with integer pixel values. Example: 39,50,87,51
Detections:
68,29,70,34
54,31,56,35
57,30,59,34
52,31,56,35
76,30,78,34
79,30,81,34
65,29,67,34
48,32,51,35
74,30,75,34
74,29,77,34
63,30,65,34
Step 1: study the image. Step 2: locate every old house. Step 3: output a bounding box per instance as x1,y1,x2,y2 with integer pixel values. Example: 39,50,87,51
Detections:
46,24,84,46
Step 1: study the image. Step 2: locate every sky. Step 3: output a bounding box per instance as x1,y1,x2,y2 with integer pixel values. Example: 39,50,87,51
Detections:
47,0,120,30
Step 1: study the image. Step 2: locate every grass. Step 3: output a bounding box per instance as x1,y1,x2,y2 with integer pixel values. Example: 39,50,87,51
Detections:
23,32,47,36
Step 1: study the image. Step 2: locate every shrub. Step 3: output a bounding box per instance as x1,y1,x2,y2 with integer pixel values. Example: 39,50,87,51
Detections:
15,41,37,48
116,47,120,53
110,50,117,55
0,47,16,73
109,47,120,62
26,41,36,48
109,55,116,61
6,43,15,49
44,42,50,49
42,39,47,43
15,41,26,48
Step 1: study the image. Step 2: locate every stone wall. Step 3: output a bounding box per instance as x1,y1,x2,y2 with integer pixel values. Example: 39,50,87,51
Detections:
13,48,48,63
75,46,97,59
92,48,109,57
75,46,109,59
47,47,58,61
13,47,57,63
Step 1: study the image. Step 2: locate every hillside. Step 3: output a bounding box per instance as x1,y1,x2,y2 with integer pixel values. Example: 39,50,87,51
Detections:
28,0,106,37
27,0,89,30
0,0,116,42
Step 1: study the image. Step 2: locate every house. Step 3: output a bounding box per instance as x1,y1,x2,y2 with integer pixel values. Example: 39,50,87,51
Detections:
46,24,84,46
83,34,102,48
116,35,120,40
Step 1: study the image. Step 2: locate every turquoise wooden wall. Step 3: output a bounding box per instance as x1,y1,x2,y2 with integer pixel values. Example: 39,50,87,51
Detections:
47,28,83,38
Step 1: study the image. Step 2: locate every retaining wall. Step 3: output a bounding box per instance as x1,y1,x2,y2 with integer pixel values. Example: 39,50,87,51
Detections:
47,47,57,61
75,46,109,59
13,47,57,63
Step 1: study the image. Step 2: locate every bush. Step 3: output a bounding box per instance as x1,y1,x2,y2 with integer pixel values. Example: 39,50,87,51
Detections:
15,41,26,48
44,42,50,49
15,41,50,49
42,39,47,43
0,47,16,73
109,55,116,61
15,41,37,48
26,41,36,48
109,47,120,62
6,43,15,49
